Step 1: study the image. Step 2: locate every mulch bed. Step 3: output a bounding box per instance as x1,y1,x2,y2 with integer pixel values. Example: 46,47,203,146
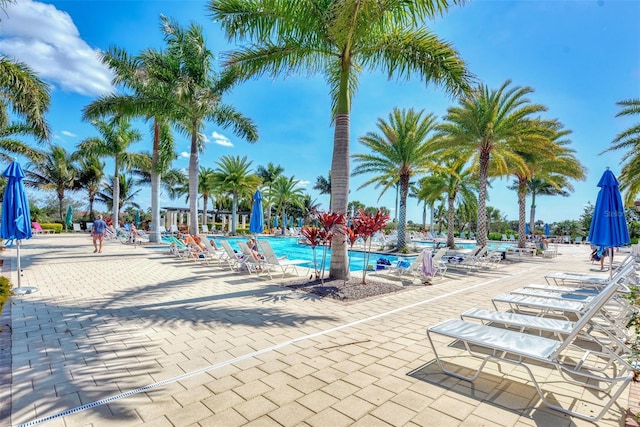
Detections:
284,274,424,301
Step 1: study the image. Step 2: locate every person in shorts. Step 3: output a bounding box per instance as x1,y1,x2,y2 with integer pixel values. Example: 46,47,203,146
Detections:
91,214,107,253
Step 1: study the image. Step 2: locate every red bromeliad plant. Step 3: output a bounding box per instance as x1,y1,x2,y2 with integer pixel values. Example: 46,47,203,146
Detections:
300,211,345,283
300,225,324,280
352,209,390,284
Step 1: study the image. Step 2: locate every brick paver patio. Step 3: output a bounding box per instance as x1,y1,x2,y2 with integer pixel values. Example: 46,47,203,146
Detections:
0,234,634,426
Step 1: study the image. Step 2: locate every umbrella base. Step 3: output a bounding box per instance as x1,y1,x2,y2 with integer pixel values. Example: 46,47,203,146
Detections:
14,286,38,295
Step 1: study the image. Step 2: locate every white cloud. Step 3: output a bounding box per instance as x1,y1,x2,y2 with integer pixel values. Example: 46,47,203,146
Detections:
0,0,113,96
296,180,310,188
180,152,189,159
211,131,233,147
61,130,76,137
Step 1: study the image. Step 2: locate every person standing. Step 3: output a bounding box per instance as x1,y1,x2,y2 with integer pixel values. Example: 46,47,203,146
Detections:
91,214,107,253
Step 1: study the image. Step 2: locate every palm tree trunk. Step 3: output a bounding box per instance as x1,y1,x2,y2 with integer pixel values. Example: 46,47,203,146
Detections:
397,176,409,249
202,194,208,232
58,192,64,221
476,151,490,246
329,113,350,280
113,161,120,230
447,196,455,248
88,196,95,221
518,179,527,248
231,193,238,234
188,122,199,236
529,190,537,239
150,119,161,243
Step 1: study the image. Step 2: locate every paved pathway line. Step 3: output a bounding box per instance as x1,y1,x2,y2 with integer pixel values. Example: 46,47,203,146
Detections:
16,270,535,427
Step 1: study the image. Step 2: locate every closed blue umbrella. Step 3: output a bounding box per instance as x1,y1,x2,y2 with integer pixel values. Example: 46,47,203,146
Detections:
587,169,630,278
1,161,35,294
249,190,264,234
273,215,278,228
525,223,530,235
544,223,550,236
298,218,303,228
135,210,141,227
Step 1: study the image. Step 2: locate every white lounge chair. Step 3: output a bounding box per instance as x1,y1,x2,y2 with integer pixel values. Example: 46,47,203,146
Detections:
427,264,635,422
389,251,425,277
258,240,308,277
219,240,244,271
199,236,227,265
238,241,269,276
72,223,82,232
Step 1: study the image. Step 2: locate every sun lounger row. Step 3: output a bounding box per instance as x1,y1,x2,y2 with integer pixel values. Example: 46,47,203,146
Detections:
426,258,639,421
163,235,309,280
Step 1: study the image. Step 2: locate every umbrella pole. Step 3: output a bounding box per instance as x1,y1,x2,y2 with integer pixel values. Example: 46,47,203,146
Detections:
609,248,614,280
13,239,38,295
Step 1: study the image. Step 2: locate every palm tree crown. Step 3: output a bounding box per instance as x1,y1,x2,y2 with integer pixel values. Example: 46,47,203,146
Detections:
435,79,554,246
212,155,261,234
77,118,145,230
353,107,438,250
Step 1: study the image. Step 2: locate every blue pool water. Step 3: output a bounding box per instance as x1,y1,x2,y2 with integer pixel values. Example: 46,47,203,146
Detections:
218,236,414,272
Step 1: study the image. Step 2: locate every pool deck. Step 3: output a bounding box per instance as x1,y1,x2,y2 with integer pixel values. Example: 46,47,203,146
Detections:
0,234,636,426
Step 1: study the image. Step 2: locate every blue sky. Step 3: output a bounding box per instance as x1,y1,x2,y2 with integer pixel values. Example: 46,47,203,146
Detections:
0,0,639,224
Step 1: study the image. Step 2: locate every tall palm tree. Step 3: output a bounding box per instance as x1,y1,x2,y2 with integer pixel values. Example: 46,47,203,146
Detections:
353,108,439,250
75,155,105,221
24,145,77,220
158,16,258,235
77,118,145,230
268,175,306,235
84,41,178,243
435,80,553,247
602,99,640,205
96,174,142,213
417,158,477,248
209,0,472,279
256,162,284,229
212,155,261,234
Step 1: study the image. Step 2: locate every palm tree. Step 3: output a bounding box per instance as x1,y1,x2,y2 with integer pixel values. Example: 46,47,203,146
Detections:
75,155,105,221
256,162,284,229
212,155,261,234
209,0,473,279
353,108,439,250
268,175,306,235
435,80,553,247
602,99,640,205
526,124,585,235
96,174,142,213
77,118,145,230
24,145,77,220
417,158,477,248
84,41,178,243
157,16,258,235
507,120,585,247
313,173,332,210
0,56,50,144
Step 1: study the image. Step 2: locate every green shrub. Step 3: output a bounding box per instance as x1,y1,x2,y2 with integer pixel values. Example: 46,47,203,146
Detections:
631,237,639,245
0,276,13,319
488,232,503,241
41,223,63,233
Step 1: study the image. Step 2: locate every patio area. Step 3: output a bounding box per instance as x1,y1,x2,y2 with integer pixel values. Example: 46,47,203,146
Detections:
0,234,635,426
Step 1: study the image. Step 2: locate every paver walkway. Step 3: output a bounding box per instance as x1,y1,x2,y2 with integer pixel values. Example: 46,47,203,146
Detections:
0,234,634,426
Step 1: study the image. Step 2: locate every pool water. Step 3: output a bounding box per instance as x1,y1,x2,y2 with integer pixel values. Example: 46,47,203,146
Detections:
218,237,414,272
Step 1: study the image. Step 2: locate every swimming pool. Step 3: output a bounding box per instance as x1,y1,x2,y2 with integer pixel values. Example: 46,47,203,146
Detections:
218,236,414,272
